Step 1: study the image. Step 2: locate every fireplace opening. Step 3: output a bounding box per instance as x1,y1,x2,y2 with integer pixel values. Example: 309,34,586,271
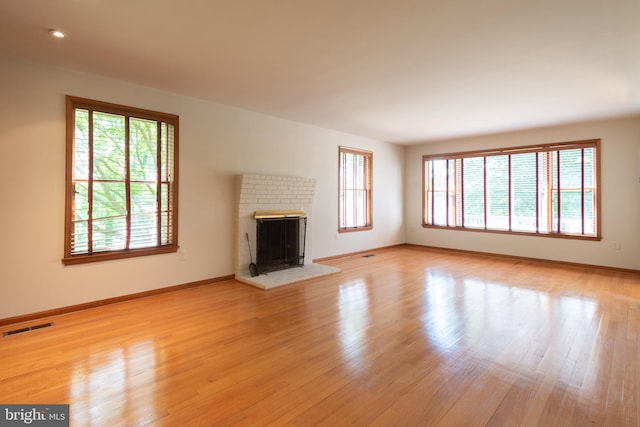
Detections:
256,216,307,274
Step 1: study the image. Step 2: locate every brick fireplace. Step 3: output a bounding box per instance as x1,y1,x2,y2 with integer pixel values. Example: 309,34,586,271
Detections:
235,174,340,289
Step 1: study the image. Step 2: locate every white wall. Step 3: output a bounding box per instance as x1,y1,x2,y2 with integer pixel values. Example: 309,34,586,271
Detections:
0,54,405,319
405,117,640,270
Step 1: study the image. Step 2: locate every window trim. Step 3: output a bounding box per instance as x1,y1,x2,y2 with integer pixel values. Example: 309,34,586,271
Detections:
63,96,179,265
422,139,601,241
338,146,373,233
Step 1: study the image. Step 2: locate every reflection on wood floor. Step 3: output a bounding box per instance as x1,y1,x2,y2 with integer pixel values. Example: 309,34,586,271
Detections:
1,245,640,426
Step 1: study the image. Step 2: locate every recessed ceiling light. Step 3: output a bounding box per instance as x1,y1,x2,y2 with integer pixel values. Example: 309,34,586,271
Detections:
48,29,66,38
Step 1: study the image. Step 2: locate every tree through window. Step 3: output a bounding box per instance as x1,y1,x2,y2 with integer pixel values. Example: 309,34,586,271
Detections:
63,96,179,264
423,140,600,239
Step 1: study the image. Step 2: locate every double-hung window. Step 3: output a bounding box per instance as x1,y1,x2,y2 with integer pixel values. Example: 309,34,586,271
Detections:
423,139,600,239
63,96,179,265
339,146,373,232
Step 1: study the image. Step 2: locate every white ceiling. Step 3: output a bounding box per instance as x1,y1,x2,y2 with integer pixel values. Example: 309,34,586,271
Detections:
1,0,639,144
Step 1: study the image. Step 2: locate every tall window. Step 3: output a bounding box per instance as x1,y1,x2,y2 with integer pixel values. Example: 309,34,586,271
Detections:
423,139,600,239
63,96,179,265
339,146,373,232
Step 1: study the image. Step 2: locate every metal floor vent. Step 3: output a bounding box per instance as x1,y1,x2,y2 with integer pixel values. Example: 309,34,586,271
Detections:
362,254,375,258
3,322,54,337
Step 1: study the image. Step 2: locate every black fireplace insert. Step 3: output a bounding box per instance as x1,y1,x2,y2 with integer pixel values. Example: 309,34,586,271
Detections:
256,216,307,274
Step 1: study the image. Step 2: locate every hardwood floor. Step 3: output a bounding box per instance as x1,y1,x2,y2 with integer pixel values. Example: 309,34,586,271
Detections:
2,246,640,426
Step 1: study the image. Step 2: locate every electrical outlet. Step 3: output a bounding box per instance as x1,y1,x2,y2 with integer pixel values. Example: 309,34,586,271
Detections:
612,241,621,251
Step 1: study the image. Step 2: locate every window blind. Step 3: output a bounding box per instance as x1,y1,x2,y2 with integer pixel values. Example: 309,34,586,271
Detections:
423,140,599,239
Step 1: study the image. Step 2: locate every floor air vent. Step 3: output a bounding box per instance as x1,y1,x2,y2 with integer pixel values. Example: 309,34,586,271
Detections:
362,254,375,258
3,322,54,337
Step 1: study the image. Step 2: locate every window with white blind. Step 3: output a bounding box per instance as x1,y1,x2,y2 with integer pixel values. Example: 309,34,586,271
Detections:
339,147,373,232
63,96,179,265
423,140,600,239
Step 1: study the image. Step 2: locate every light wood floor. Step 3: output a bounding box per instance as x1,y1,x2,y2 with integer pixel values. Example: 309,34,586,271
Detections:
2,246,640,426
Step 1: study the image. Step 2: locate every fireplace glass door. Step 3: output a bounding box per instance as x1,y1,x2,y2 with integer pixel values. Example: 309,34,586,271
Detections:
256,217,306,274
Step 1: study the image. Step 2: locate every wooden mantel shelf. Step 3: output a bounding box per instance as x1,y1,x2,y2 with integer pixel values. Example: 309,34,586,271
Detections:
254,210,306,219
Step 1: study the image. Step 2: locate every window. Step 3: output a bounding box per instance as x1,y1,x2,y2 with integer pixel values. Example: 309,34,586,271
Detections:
63,96,179,265
339,146,372,232
423,139,600,239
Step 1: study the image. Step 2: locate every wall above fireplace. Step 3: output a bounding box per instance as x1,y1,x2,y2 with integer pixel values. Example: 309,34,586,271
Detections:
235,173,340,289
